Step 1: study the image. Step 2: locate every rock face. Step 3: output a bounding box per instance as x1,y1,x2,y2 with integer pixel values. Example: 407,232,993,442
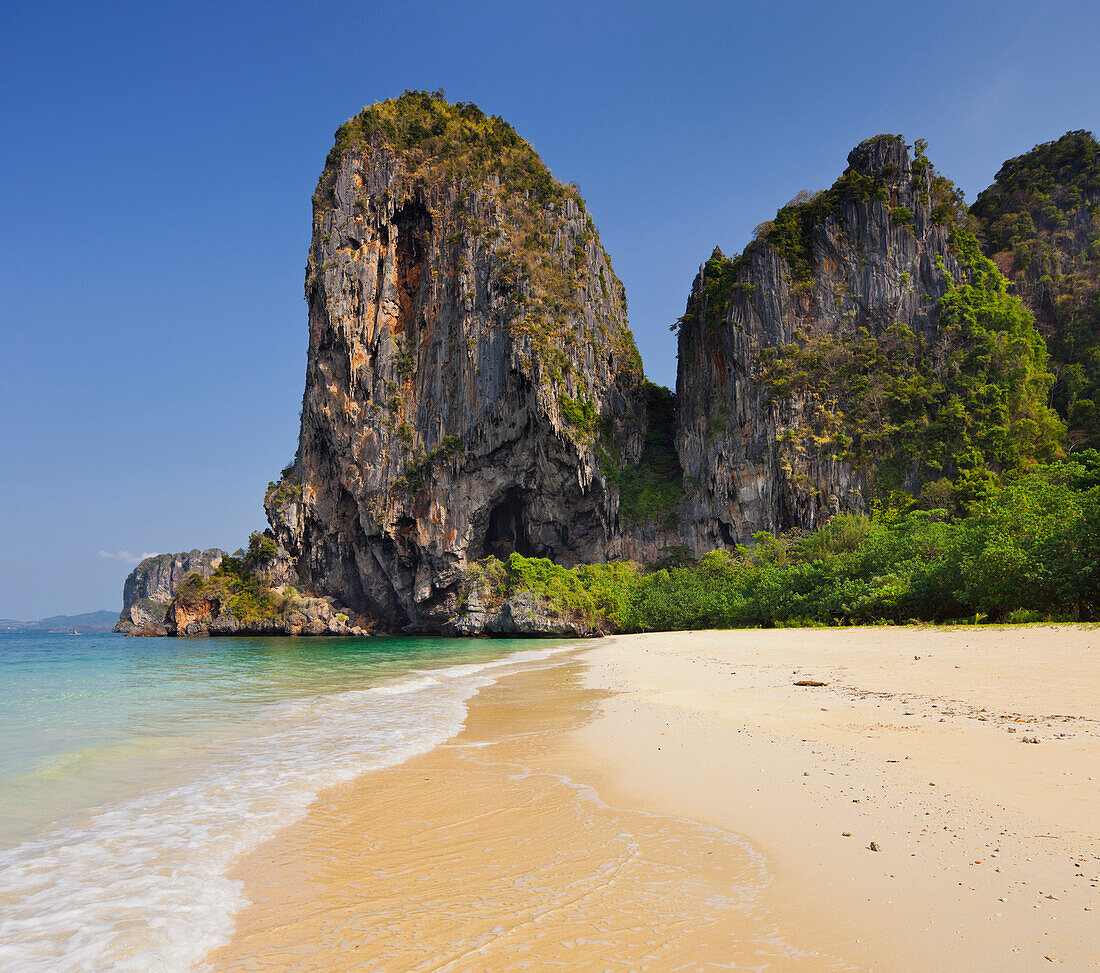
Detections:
441,589,594,638
266,92,645,632
165,590,370,637
114,549,225,634
672,134,1058,552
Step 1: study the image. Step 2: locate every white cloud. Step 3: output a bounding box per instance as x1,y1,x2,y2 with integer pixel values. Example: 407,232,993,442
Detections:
97,550,156,564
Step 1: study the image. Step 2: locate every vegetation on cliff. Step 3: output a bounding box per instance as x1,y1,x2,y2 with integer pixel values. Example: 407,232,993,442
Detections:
482,452,1099,630
759,226,1064,508
972,130,1100,447
171,533,286,626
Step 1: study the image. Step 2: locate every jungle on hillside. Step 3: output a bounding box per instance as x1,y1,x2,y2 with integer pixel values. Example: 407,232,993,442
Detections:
462,451,1100,632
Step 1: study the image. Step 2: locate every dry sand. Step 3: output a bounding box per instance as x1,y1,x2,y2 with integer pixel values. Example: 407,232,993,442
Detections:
210,626,1099,971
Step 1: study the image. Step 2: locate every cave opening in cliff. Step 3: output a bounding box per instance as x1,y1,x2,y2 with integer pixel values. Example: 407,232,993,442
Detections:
483,489,534,559
394,200,432,336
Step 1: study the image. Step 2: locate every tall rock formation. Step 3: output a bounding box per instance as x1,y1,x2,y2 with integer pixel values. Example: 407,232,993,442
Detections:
673,135,1062,552
972,131,1100,448
266,92,646,632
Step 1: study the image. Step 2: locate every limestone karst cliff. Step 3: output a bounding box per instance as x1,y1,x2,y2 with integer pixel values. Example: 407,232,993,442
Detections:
264,91,646,632
117,113,1083,636
114,538,371,636
672,135,1062,553
115,549,226,634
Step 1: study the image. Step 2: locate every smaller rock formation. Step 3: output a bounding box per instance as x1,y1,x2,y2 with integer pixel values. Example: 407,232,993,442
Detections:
115,538,370,637
115,549,226,635
166,587,369,637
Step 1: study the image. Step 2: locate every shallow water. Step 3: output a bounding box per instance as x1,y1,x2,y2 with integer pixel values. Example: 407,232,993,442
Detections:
0,632,571,971
213,661,818,971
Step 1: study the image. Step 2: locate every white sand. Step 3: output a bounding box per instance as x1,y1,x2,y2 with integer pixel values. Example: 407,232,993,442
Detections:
577,626,1100,969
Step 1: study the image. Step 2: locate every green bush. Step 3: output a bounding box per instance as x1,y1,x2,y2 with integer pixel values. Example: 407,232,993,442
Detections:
464,554,641,631
484,452,1100,631
891,205,915,230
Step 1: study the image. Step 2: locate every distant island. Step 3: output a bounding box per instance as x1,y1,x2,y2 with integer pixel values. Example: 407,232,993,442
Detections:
0,610,119,634
116,93,1099,637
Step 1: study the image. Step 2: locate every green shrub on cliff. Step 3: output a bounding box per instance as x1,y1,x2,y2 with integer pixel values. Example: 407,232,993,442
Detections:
266,472,301,507
600,381,684,526
558,392,598,433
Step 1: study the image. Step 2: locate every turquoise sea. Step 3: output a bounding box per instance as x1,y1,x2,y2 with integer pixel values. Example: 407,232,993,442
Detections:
0,632,570,971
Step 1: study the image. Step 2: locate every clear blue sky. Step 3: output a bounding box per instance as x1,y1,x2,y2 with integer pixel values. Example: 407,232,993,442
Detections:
2,0,1097,618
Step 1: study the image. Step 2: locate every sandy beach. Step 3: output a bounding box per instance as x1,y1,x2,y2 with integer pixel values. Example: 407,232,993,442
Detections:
211,626,1099,970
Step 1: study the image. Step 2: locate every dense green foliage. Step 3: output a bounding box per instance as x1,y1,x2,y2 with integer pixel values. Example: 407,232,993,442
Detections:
317,90,642,385
675,247,745,331
972,131,1100,447
599,382,684,525
173,532,285,625
484,453,1100,631
466,553,640,632
759,227,1064,505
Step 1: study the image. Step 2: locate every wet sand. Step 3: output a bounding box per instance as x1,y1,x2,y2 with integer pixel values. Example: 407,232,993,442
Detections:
210,626,1099,970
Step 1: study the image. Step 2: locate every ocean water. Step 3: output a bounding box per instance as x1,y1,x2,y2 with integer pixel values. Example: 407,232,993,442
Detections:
0,632,571,971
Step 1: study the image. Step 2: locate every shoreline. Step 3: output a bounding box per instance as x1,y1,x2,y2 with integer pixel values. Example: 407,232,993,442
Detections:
210,625,1099,970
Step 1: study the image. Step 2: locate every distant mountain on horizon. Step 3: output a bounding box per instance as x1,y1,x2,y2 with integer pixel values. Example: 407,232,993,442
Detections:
0,610,119,634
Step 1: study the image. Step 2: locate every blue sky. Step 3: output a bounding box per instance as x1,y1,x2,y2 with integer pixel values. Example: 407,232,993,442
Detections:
1,0,1097,617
